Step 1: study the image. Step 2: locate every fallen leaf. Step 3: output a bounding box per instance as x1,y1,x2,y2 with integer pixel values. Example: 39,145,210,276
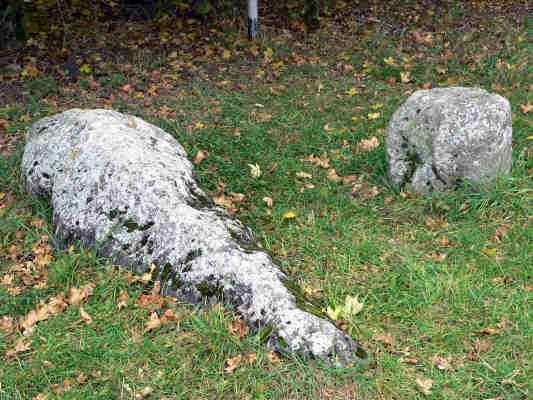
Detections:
76,373,88,385
262,196,273,207
161,308,178,322
343,295,364,317
367,112,381,120
144,312,162,333
68,283,95,305
346,87,359,96
491,223,510,242
6,338,31,358
244,352,257,364
519,103,532,113
229,318,249,339
415,376,434,396
374,333,395,347
136,386,153,399
193,150,209,164
400,71,412,83
479,326,501,335
224,355,242,373
248,163,262,178
267,350,281,364
79,307,93,324
0,315,14,333
282,211,297,221
296,171,313,179
327,168,342,183
432,355,452,371
117,290,130,310
302,154,330,169
357,136,380,151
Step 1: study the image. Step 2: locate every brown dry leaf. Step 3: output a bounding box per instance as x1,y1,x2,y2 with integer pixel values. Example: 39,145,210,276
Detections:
136,294,165,310
415,376,434,396
117,290,130,310
1,273,14,285
7,286,23,295
68,283,95,305
267,351,281,364
213,194,237,214
296,171,313,179
144,312,162,333
491,223,510,243
400,71,412,83
412,31,433,45
6,338,31,358
229,318,249,340
374,333,395,347
520,103,532,113
79,307,93,324
302,154,330,169
402,356,419,365
342,175,358,184
76,373,88,385
20,303,49,333
262,196,273,207
437,236,451,246
479,326,501,335
327,168,343,183
0,315,15,333
161,308,178,322
432,355,452,371
193,150,209,164
474,338,492,354
244,352,257,364
357,136,380,151
47,294,69,315
224,355,242,373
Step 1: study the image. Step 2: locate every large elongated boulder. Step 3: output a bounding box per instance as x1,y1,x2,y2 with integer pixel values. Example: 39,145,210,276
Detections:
386,87,512,193
21,109,368,366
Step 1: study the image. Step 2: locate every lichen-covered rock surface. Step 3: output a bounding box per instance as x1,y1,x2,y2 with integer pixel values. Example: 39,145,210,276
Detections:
386,87,512,193
22,109,368,366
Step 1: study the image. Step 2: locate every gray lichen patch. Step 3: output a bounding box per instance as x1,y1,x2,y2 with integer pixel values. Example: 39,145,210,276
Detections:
386,87,512,193
21,108,368,367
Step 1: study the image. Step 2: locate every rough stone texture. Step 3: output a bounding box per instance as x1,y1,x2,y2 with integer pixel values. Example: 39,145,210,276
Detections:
386,87,512,193
22,109,368,366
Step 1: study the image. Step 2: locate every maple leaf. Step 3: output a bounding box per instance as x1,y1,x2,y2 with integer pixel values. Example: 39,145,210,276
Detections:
400,71,411,83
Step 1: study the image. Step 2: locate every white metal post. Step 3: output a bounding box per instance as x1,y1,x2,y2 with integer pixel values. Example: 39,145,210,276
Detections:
247,0,258,40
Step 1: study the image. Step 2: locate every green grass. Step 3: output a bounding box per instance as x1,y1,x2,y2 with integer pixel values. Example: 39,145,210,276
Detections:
1,4,532,399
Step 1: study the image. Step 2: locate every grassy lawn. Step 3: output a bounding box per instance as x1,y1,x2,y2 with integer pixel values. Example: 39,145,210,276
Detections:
0,2,531,399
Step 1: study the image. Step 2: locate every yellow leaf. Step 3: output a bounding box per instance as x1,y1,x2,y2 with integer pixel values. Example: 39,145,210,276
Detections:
346,87,359,96
222,49,231,59
79,64,92,75
282,211,297,220
481,248,497,257
367,112,381,120
383,57,396,66
343,295,364,317
400,71,411,83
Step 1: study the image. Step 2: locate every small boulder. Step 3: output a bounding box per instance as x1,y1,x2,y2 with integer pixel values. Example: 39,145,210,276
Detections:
21,109,368,366
386,87,512,193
